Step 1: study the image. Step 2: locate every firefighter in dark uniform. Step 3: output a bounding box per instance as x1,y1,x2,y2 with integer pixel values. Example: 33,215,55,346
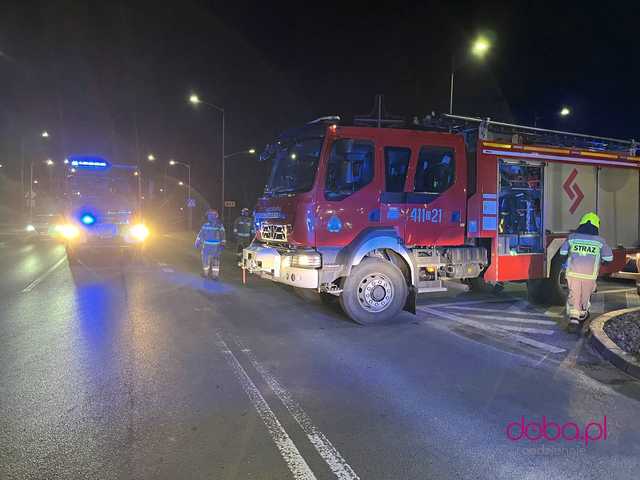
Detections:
232,208,254,257
195,209,225,279
559,212,613,332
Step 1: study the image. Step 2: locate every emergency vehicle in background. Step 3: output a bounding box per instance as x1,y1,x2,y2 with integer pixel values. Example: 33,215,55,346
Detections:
58,156,149,259
242,111,639,324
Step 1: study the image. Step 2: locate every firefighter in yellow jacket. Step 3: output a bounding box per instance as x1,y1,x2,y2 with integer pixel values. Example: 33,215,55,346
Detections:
559,212,613,332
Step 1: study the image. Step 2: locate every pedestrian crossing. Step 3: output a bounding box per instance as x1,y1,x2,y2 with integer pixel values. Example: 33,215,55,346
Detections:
417,286,638,357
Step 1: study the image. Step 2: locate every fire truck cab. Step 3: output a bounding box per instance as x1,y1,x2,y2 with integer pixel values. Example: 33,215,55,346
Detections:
243,115,638,324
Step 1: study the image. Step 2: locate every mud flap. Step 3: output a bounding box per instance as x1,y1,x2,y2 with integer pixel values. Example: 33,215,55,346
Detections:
404,286,416,315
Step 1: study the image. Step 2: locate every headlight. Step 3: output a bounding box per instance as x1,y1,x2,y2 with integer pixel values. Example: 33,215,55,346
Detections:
130,224,149,241
291,251,321,269
60,224,79,239
26,224,36,232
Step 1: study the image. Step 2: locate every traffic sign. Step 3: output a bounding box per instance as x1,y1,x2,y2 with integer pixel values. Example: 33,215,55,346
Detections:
187,198,196,208
224,200,236,208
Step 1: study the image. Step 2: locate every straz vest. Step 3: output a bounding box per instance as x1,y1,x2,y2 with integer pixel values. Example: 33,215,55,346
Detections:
559,233,613,280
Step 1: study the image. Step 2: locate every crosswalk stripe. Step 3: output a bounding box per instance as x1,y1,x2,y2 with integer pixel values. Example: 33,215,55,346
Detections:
494,325,555,335
419,306,566,354
422,298,519,308
462,314,557,326
440,305,561,318
625,291,640,308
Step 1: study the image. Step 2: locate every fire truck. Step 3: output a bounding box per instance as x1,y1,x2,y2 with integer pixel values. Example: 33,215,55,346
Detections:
242,112,639,324
59,156,149,259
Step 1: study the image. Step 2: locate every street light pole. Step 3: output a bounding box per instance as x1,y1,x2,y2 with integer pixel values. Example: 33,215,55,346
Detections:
169,159,193,230
188,94,225,219
187,163,192,231
449,36,492,115
449,56,455,115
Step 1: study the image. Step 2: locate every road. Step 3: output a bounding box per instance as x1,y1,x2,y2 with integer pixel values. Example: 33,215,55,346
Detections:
1,233,640,479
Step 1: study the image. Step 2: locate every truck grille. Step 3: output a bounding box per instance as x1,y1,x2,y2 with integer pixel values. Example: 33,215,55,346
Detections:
260,224,288,242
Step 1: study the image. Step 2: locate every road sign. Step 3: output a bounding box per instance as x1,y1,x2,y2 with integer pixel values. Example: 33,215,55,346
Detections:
224,200,236,208
187,198,196,208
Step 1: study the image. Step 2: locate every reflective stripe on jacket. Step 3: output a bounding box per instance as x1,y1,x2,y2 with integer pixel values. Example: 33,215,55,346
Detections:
559,233,613,280
196,222,225,247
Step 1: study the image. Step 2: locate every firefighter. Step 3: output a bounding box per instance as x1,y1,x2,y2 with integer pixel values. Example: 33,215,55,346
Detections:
195,209,225,279
559,212,613,332
232,208,254,257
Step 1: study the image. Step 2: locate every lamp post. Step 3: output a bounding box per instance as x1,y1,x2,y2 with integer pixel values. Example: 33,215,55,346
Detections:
21,130,51,220
449,35,492,115
189,93,225,218
169,159,192,230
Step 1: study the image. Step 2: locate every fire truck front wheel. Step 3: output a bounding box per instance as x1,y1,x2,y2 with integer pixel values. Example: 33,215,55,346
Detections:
340,257,408,325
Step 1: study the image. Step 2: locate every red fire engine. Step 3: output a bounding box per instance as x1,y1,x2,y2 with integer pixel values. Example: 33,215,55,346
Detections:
242,112,639,324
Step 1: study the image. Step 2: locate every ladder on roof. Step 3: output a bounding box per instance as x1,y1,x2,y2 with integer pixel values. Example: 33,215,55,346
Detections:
420,113,637,155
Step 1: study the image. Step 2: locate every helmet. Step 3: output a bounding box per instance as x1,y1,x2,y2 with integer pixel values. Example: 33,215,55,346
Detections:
241,208,250,216
207,209,219,222
579,212,600,229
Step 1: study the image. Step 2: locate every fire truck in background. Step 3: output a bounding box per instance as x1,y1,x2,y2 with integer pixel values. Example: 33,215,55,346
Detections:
59,156,149,260
242,110,639,324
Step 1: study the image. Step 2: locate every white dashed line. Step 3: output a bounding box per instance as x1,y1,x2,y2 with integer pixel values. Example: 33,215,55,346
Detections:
215,334,317,480
21,256,66,293
161,267,174,273
232,336,360,480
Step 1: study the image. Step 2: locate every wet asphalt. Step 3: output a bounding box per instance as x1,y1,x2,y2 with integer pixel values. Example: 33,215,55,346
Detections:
1,233,639,479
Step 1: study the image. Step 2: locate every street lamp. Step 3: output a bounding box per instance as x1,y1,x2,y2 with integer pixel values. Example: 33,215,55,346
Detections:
178,181,184,186
169,159,192,229
449,35,493,114
41,130,49,138
188,92,225,217
560,106,571,117
223,148,257,159
147,153,155,161
45,158,54,166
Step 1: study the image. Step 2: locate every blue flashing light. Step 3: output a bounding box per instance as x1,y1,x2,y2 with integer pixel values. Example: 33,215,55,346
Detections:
81,214,96,225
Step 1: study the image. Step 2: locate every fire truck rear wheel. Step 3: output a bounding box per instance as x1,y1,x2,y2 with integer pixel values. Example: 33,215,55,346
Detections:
340,257,408,325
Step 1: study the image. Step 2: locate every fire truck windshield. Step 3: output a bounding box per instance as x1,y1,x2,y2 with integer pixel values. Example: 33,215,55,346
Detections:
265,137,324,195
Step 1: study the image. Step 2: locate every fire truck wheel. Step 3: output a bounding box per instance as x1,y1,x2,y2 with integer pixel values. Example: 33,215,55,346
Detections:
547,255,569,305
340,257,408,325
528,255,567,305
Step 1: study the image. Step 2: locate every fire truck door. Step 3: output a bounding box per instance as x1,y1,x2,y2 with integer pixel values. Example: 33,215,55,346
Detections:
379,146,412,240
404,143,466,246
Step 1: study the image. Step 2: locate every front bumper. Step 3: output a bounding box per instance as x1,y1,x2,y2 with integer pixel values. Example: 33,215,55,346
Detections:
242,244,319,289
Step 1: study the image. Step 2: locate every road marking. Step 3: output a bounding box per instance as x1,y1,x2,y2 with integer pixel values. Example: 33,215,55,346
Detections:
419,306,566,354
626,291,640,308
493,325,556,335
232,336,360,480
422,298,519,308
440,305,561,318
161,267,174,273
594,287,636,295
215,334,316,480
462,314,557,326
21,256,66,293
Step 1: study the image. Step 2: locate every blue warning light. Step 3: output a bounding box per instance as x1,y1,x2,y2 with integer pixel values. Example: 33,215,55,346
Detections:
81,214,96,225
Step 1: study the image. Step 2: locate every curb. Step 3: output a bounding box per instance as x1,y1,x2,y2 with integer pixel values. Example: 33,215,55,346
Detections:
589,307,640,379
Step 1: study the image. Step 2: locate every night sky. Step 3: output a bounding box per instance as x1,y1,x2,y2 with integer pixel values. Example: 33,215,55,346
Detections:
1,0,638,212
